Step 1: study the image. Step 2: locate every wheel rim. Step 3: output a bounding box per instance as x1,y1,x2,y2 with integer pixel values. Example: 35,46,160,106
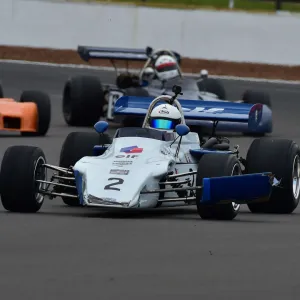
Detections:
231,163,241,211
292,155,300,199
34,156,46,204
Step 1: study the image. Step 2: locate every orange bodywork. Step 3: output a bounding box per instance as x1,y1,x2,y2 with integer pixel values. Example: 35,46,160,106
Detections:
0,98,38,132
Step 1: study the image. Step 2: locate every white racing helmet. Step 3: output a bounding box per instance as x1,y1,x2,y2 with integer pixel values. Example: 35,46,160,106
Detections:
149,103,181,130
154,55,180,81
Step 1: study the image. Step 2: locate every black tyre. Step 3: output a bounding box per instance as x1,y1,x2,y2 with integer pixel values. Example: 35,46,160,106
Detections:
59,131,111,206
196,153,242,220
0,83,4,98
197,78,226,100
63,76,104,126
20,90,51,136
116,73,140,89
242,90,271,108
242,90,272,136
122,87,149,127
246,138,300,214
0,146,46,212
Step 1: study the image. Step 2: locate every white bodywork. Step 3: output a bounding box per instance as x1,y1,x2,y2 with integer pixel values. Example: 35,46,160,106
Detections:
74,94,202,209
73,132,200,209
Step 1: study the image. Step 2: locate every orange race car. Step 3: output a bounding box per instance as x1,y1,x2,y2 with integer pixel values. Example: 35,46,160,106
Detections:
0,83,51,136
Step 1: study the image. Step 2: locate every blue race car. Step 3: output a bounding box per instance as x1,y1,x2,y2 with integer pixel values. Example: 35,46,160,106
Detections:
62,46,272,136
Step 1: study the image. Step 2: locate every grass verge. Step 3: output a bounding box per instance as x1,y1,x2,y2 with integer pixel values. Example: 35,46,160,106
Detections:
67,0,300,13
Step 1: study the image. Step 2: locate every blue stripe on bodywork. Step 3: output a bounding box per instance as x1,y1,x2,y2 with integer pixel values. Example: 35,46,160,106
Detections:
73,170,84,205
201,173,273,205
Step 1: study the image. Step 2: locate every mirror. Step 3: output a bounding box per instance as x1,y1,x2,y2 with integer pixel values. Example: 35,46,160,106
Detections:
94,121,108,134
175,124,190,136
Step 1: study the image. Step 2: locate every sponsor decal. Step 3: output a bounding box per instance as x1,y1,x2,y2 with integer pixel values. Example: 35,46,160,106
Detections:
159,109,169,115
112,160,133,166
115,155,139,159
183,107,225,113
109,169,129,175
120,146,143,153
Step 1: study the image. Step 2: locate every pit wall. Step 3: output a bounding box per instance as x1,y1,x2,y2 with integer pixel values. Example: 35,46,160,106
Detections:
1,0,300,65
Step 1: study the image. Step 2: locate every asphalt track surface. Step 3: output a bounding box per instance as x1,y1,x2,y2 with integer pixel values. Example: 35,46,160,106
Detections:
1,62,300,300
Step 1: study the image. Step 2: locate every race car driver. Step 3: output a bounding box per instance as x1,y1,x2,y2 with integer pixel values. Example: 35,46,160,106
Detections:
149,103,181,130
141,55,180,86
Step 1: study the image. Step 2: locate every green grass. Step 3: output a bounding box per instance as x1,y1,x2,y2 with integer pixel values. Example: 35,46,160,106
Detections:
74,0,300,12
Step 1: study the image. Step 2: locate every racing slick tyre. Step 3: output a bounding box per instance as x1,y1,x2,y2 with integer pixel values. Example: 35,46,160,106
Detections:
63,76,104,126
0,146,46,212
242,90,272,137
122,87,150,127
116,73,140,89
197,78,226,100
242,90,271,108
20,90,51,136
59,131,111,206
0,83,3,98
246,138,300,214
196,153,242,220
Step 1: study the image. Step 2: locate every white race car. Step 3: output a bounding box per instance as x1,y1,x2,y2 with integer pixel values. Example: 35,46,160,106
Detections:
0,86,299,220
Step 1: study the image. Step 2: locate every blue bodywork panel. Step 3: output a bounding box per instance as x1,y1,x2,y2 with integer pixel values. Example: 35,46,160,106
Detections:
201,173,273,205
114,96,267,132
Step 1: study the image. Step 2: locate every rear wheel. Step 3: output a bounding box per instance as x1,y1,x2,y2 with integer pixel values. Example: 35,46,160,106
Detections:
246,138,300,214
20,90,51,136
63,76,104,126
59,132,111,206
242,90,271,108
196,153,241,220
242,90,272,136
0,146,46,212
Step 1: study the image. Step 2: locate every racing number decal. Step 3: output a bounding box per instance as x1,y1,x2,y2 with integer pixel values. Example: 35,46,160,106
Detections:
194,107,224,113
104,178,124,191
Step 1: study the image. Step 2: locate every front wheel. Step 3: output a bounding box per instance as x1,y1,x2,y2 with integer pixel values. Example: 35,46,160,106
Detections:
246,138,300,214
196,153,242,220
20,90,51,136
59,132,111,206
0,146,47,212
63,76,104,126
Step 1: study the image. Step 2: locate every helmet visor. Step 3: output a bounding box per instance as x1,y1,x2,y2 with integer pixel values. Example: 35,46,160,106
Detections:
150,119,176,130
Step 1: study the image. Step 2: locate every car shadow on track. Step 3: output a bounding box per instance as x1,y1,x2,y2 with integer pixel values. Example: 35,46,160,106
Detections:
0,205,286,223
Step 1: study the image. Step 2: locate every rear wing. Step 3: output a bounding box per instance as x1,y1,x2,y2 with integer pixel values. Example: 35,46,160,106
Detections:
77,46,181,64
114,96,263,128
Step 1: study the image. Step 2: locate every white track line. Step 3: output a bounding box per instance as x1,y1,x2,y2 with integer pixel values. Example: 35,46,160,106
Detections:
1,59,300,85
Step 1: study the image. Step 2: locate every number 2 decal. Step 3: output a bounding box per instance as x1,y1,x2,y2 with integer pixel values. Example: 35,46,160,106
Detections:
104,178,124,191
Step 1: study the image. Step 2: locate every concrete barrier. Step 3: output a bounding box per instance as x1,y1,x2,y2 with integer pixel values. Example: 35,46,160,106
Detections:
1,0,300,65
